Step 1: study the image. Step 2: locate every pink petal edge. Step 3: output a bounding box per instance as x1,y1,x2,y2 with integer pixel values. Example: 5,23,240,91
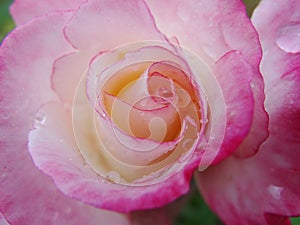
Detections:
196,0,300,224
0,211,9,225
144,0,267,163
25,0,200,213
10,0,86,26
0,12,130,225
29,101,200,212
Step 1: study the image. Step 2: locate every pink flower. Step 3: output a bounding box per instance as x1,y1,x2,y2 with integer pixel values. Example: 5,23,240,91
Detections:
196,0,300,224
0,0,298,225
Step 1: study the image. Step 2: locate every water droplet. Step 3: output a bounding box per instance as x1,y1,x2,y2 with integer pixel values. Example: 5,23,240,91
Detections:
106,171,120,183
65,207,72,214
276,23,300,53
34,112,46,126
176,88,191,108
183,139,193,150
268,185,283,200
11,122,17,127
59,139,64,143
1,172,7,178
196,143,206,151
177,155,187,164
200,118,209,124
158,88,173,99
177,5,190,22
68,157,72,161
139,100,146,107
96,176,106,183
1,113,9,120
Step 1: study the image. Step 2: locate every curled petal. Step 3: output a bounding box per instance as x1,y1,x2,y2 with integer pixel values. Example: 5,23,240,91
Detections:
145,0,261,66
10,0,86,25
0,212,9,225
29,101,199,212
4,0,269,217
98,92,183,166
64,0,166,52
196,0,300,224
144,0,267,165
51,0,168,105
29,38,204,211
206,51,254,162
0,12,129,225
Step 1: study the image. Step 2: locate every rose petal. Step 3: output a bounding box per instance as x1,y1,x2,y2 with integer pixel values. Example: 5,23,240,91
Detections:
0,12,129,225
64,0,166,52
29,101,200,212
83,43,204,181
196,0,300,224
207,51,255,162
144,0,268,164
10,0,85,26
29,37,204,210
0,212,9,225
145,0,261,66
52,0,168,104
51,51,91,105
191,50,267,167
98,92,183,166
252,0,300,78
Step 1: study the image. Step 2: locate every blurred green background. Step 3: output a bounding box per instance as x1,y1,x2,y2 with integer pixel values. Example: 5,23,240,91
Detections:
0,0,300,224
0,0,14,41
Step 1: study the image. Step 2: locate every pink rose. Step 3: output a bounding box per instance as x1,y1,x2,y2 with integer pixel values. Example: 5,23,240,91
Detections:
0,0,298,225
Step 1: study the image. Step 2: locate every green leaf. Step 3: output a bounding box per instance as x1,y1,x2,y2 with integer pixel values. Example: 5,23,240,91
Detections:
0,0,15,42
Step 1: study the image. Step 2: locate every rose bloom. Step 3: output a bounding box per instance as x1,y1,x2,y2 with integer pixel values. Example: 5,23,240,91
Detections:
0,0,299,224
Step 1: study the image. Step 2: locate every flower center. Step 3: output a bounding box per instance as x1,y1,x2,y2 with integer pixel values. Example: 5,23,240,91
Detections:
73,42,207,185
100,62,182,143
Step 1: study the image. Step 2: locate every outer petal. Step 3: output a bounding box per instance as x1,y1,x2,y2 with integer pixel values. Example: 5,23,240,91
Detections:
10,0,86,26
0,212,9,225
64,0,166,52
0,13,129,225
28,101,198,212
145,0,268,162
52,0,167,104
196,0,300,224
145,0,261,66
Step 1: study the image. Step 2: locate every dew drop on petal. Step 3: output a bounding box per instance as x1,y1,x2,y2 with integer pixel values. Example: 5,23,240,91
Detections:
65,207,72,214
200,118,208,124
96,176,107,183
34,112,46,126
106,171,121,183
183,138,193,151
276,23,300,53
175,88,191,108
157,87,173,99
1,113,9,120
177,5,190,22
1,172,7,178
267,185,283,200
